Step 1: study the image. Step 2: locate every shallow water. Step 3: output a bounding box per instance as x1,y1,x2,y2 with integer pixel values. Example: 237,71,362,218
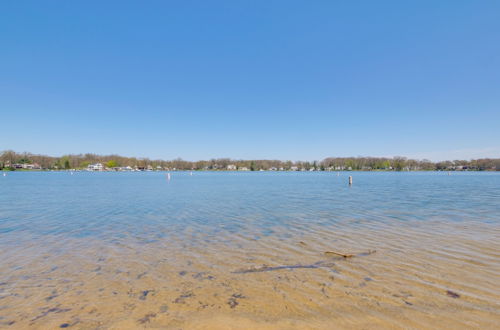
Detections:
0,171,499,329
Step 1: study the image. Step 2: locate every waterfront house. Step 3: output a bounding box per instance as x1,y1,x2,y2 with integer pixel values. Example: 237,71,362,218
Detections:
21,163,41,170
88,163,104,171
227,164,237,170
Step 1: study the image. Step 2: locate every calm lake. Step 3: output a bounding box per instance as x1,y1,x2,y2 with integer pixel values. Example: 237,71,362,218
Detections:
1,171,499,329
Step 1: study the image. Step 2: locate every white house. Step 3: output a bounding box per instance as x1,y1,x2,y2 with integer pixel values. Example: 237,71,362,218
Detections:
227,164,237,170
88,163,104,171
22,163,41,170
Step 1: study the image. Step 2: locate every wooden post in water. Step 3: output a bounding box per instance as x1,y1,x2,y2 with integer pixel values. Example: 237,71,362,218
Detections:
348,176,352,185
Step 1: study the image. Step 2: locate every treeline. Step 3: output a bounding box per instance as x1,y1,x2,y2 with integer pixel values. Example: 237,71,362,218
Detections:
1,150,499,171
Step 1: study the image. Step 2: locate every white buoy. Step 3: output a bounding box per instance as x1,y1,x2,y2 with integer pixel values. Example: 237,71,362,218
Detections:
348,176,352,185
190,171,193,176
2,173,6,177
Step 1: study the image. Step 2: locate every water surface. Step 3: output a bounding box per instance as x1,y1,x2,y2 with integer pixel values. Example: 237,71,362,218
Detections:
0,172,499,329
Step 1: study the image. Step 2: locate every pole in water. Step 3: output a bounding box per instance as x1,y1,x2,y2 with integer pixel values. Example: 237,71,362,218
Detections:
190,171,193,176
348,176,352,185
167,173,171,181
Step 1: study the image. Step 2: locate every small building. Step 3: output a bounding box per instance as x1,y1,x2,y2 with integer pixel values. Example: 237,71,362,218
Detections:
227,164,237,170
239,167,249,171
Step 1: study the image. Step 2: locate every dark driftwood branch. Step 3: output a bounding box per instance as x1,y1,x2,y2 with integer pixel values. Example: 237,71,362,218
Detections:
233,261,336,274
233,250,376,274
324,251,354,258
324,250,376,258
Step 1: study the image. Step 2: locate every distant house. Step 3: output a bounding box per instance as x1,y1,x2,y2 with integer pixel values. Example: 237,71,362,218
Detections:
21,163,41,170
239,167,249,171
88,163,104,171
227,164,237,170
290,166,299,171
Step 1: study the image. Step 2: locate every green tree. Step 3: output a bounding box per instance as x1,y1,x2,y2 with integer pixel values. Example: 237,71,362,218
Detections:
106,160,118,168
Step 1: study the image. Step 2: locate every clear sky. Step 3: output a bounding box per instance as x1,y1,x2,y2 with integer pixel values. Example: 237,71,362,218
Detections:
1,1,499,161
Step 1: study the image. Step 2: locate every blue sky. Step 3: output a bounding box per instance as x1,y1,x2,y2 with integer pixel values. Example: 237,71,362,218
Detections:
1,1,499,161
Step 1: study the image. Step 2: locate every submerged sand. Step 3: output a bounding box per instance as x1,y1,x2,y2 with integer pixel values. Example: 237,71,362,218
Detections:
1,219,499,329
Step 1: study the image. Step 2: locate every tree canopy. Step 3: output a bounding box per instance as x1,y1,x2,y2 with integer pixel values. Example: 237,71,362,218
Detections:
1,150,499,171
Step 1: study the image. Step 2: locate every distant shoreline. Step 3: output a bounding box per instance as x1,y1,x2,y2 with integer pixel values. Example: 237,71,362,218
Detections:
2,168,498,173
1,150,499,172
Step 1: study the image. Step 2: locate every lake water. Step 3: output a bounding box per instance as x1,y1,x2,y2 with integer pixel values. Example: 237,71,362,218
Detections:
0,171,499,329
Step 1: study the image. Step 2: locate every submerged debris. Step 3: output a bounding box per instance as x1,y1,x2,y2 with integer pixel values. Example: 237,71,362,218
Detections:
139,290,153,300
324,251,354,258
446,290,460,298
138,313,156,324
233,261,336,274
173,292,194,304
227,293,246,308
31,307,71,322
324,250,376,258
233,249,376,273
193,272,215,280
